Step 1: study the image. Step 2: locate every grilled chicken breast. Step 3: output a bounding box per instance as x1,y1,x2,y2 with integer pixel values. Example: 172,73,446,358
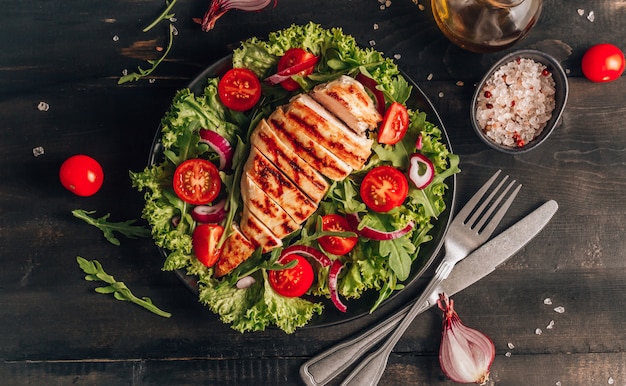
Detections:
311,75,382,134
268,107,353,181
286,94,373,170
250,119,329,203
215,75,380,277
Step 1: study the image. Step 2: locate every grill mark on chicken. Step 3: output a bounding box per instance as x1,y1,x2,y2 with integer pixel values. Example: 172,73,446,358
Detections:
240,207,282,253
251,120,329,203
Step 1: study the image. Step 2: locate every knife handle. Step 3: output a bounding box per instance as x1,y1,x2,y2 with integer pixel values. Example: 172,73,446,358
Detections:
300,301,428,386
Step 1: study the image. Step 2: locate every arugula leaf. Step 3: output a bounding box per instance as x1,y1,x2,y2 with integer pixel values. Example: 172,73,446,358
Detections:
72,209,150,246
76,256,171,318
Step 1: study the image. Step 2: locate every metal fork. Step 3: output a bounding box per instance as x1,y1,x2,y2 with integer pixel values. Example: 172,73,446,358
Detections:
338,170,521,386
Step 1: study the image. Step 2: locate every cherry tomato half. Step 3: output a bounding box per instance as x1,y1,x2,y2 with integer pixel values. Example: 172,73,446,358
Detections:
360,165,409,213
218,68,262,111
269,255,314,298
192,223,224,267
277,48,317,91
318,214,358,256
59,154,104,197
377,102,409,145
173,159,221,205
581,43,625,82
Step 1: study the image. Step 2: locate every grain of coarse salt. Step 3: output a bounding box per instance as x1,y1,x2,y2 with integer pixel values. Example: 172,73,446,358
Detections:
373,23,379,30
587,10,595,22
554,306,565,313
112,35,120,42
577,9,585,16
505,351,512,357
32,146,45,157
37,101,50,112
427,73,433,81
369,40,376,47
394,53,402,60
608,376,615,385
535,328,543,335
507,342,515,349
546,320,555,329
544,298,553,305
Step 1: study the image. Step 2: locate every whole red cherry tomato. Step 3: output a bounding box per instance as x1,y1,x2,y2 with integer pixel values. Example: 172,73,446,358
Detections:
59,155,104,197
581,43,625,82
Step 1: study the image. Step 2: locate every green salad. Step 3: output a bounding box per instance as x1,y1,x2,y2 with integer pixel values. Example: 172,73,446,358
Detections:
131,22,460,333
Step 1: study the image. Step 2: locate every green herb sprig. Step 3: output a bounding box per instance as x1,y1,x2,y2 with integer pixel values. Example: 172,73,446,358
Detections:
77,256,172,318
72,209,150,246
118,23,176,84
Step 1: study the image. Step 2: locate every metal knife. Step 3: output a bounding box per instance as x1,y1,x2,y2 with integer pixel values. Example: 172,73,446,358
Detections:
300,199,559,386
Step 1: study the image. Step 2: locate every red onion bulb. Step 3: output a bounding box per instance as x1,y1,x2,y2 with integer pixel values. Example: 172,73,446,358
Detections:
437,293,495,385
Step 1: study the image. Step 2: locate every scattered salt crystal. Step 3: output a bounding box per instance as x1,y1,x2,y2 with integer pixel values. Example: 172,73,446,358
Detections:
547,320,555,329
577,9,585,16
507,342,515,349
505,351,512,357
172,25,179,35
556,382,562,386
369,40,376,46
373,23,379,30
608,376,615,384
37,101,50,112
554,306,565,314
394,53,402,60
380,5,385,10
385,0,391,6
456,80,464,87
418,3,425,11
566,68,571,74
438,91,444,98
32,146,45,157
122,69,128,76
535,328,543,335
587,11,595,22
427,73,433,81
169,17,177,22
544,298,553,305
112,35,120,42
149,78,156,84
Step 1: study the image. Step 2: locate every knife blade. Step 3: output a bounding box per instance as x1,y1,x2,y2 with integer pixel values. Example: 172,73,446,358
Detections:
300,199,558,386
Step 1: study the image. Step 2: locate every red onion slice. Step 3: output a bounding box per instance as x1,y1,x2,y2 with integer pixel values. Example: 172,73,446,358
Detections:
278,245,331,267
356,73,386,116
265,55,319,85
191,199,227,223
199,129,234,171
408,153,435,189
329,259,347,313
346,213,415,241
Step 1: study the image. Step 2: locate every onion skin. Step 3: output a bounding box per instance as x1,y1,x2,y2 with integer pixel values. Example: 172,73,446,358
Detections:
437,294,495,385
198,0,276,32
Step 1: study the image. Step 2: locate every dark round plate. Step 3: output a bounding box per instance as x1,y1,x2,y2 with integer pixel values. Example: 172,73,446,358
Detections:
148,55,456,328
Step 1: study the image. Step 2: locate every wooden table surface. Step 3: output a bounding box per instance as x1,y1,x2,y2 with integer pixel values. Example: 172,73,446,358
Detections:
2,1,626,385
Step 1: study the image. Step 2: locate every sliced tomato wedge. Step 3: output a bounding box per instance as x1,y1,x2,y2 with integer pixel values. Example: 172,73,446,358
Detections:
268,255,314,298
218,68,262,111
192,223,224,267
360,165,409,213
276,48,318,91
377,102,409,145
172,159,221,205
318,214,358,255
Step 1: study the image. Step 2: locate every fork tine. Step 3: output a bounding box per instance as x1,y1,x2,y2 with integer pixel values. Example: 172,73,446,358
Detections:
479,182,522,238
470,178,515,231
455,170,502,221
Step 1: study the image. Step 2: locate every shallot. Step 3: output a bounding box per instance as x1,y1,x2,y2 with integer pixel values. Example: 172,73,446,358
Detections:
198,0,276,32
437,293,495,385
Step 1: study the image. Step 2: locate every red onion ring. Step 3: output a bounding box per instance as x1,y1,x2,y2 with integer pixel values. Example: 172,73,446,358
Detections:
278,245,331,267
329,260,347,313
408,153,435,189
199,129,234,171
191,199,227,223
